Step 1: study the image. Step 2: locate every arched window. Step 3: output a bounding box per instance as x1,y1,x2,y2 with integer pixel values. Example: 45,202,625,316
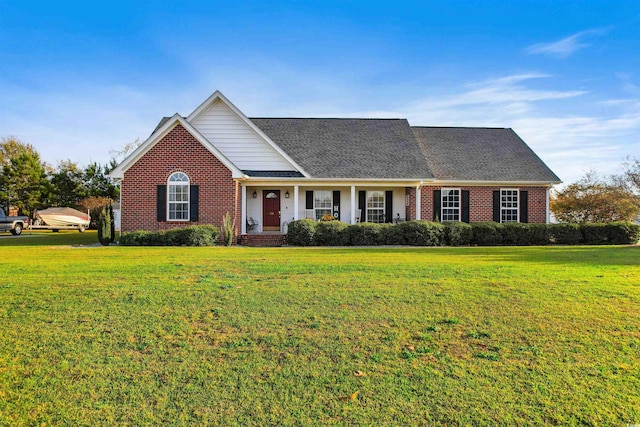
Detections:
168,172,189,221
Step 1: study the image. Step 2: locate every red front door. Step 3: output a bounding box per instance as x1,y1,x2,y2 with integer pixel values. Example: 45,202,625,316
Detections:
263,190,280,230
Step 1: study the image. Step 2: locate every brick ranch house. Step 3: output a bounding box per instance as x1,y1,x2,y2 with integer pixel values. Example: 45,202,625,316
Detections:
109,91,561,244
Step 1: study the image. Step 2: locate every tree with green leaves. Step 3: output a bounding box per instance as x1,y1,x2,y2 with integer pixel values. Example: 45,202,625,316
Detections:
551,171,640,223
47,160,87,207
0,141,48,215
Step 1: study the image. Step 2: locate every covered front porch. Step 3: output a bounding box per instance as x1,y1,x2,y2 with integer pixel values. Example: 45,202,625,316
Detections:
239,181,424,236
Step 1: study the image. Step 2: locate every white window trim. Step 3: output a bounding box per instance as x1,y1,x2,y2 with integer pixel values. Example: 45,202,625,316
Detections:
167,172,190,222
366,190,385,223
314,190,332,220
441,188,461,222
500,188,519,223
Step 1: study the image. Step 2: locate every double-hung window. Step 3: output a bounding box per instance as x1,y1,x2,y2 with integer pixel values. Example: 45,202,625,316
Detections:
441,188,460,221
366,191,385,223
314,191,332,220
168,172,189,221
500,189,519,223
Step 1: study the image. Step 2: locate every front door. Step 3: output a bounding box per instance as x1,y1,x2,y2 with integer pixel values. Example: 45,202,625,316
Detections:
262,190,280,231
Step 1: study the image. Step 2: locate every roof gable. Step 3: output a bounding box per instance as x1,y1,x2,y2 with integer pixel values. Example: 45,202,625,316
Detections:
109,114,244,179
187,91,308,175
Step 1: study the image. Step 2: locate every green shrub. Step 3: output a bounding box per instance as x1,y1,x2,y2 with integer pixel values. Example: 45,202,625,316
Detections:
345,223,386,246
529,223,552,245
396,221,444,246
119,230,153,246
107,204,115,243
606,222,640,244
119,225,218,246
380,223,404,245
221,212,235,246
97,208,112,246
471,222,503,246
314,221,349,246
581,223,610,245
549,223,583,245
580,222,640,245
286,219,317,246
443,222,472,246
501,223,532,246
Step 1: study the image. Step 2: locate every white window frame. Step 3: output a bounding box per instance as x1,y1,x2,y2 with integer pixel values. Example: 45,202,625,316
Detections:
500,188,519,223
441,188,460,222
314,190,332,220
366,191,385,223
168,172,190,221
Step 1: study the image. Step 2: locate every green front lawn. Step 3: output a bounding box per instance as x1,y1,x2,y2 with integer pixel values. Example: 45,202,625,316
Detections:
0,240,638,425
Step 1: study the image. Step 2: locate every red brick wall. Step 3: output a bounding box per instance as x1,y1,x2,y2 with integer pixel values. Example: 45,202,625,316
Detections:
419,186,548,223
121,123,238,233
405,187,417,221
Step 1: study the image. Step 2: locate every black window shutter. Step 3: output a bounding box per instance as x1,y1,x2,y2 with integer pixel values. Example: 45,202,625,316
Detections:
520,190,529,223
157,185,166,221
190,185,199,222
333,190,341,220
385,190,393,223
306,191,313,210
433,190,441,221
493,191,500,222
461,190,470,223
358,191,366,222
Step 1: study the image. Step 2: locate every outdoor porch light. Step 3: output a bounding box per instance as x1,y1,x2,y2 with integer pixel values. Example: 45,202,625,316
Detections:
285,190,290,198
252,190,257,198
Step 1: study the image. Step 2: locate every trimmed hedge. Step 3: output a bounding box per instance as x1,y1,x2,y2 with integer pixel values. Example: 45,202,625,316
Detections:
549,223,582,245
119,225,219,246
315,221,349,246
443,222,473,246
471,222,503,246
285,219,640,246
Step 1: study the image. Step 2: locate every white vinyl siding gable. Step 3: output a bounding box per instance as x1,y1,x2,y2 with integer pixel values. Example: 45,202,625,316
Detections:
191,100,296,171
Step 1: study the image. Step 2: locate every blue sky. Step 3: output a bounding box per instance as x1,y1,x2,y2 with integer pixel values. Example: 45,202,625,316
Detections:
1,1,639,185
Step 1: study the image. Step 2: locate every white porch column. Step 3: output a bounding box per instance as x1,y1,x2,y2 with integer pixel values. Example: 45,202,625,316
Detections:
241,184,247,234
415,185,421,220
350,186,356,224
293,185,299,220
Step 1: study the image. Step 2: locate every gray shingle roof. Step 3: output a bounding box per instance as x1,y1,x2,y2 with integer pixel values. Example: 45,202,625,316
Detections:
412,127,561,182
151,115,560,183
250,118,434,179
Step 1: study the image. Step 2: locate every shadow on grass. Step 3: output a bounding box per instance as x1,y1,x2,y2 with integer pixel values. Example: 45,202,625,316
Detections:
0,230,99,247
292,245,640,266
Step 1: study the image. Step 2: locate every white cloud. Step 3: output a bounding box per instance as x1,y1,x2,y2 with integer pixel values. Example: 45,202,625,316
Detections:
525,28,610,58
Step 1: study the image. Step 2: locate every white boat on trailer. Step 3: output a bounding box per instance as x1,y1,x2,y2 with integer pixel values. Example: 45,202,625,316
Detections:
31,207,90,232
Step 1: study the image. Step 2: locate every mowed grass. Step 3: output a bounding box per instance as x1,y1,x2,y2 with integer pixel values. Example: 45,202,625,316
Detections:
1,234,639,426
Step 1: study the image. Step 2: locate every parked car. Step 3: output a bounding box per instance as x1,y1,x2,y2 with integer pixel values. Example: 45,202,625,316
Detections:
0,208,29,235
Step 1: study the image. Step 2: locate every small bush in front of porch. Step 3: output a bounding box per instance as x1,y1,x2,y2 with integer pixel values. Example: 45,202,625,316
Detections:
345,222,387,245
314,221,349,246
286,219,317,246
